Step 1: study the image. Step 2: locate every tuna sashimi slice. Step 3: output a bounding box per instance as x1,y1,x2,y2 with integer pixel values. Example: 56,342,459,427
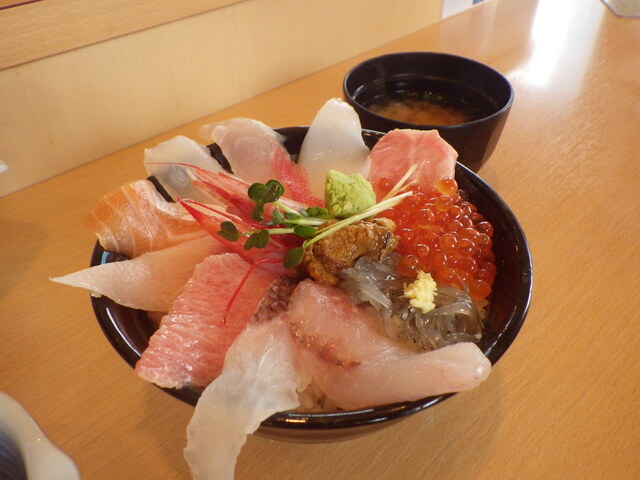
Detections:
287,280,491,410
85,178,206,258
135,253,280,389
51,236,228,312
368,129,457,199
184,318,309,480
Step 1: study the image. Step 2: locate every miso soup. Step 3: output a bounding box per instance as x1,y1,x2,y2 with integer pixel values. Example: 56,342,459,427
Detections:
369,91,485,126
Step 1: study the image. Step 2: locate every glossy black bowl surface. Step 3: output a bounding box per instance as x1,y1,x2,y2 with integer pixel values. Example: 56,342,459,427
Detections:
91,126,532,443
343,52,514,172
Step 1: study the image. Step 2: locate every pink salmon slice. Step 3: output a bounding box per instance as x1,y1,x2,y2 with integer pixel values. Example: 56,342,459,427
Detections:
134,253,280,389
368,129,457,199
85,178,206,258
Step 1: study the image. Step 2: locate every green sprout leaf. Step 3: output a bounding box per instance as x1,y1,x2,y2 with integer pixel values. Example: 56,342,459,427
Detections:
271,209,284,225
293,225,316,239
244,229,270,250
284,246,305,269
247,182,266,203
261,180,285,203
217,221,240,241
251,203,265,222
306,206,331,218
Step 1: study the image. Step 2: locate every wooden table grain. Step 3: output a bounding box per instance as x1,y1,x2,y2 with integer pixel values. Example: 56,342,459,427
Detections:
1,0,639,478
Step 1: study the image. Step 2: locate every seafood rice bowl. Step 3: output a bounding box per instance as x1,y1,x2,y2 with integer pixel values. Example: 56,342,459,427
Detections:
53,99,532,480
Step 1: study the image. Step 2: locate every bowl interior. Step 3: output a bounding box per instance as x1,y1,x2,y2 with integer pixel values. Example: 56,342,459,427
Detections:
91,127,532,442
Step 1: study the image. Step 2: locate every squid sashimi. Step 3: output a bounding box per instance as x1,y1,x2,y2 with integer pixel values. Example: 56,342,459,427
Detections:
287,280,491,410
135,253,280,389
144,135,224,204
51,236,227,312
368,129,457,199
85,178,206,258
184,318,309,480
298,98,371,198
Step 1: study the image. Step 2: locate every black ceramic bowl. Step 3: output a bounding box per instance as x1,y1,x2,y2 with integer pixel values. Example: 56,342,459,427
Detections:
343,52,514,172
91,126,532,443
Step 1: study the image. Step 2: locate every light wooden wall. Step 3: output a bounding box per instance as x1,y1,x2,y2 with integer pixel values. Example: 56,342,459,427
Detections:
0,0,443,196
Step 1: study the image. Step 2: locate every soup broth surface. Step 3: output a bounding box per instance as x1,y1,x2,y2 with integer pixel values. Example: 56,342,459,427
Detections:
369,91,484,126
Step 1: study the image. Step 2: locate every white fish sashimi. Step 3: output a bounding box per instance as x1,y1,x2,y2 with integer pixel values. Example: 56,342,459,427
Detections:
199,118,285,184
51,236,227,312
185,318,309,480
297,98,371,198
287,280,491,410
144,135,224,203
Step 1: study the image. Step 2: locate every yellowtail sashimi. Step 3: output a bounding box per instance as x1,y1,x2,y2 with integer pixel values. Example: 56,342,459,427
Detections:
287,280,491,410
135,253,280,389
51,236,227,312
85,178,206,258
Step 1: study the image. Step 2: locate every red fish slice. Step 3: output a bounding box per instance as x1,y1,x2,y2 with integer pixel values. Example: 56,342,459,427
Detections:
134,253,280,389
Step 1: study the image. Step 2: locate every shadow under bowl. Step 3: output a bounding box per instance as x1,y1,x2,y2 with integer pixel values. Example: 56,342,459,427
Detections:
90,126,532,443
343,51,514,172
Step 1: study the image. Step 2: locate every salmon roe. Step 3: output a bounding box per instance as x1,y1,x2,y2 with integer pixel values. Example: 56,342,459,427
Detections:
381,177,496,301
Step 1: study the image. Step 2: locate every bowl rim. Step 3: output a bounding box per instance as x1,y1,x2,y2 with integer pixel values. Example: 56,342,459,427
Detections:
90,126,532,433
342,51,515,131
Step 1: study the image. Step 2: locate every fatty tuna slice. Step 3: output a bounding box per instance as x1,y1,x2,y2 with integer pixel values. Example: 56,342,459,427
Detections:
51,235,227,312
135,253,280,389
287,280,491,410
368,129,457,199
85,178,206,258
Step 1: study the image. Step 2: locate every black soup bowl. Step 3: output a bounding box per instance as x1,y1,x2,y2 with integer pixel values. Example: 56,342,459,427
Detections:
343,52,514,172
91,126,532,443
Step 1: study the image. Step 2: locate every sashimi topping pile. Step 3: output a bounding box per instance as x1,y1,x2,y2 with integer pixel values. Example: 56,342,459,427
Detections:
53,99,497,480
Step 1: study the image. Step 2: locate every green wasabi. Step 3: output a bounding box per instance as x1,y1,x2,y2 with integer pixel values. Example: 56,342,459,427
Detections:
324,170,376,218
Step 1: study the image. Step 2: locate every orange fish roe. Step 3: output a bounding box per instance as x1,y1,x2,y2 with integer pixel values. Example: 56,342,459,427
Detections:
379,177,496,301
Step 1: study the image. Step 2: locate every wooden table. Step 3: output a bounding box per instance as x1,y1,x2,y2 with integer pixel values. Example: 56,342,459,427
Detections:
1,0,639,478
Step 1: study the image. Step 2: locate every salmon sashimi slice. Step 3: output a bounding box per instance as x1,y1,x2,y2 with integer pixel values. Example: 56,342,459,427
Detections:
85,178,206,258
51,236,228,312
135,253,280,389
184,318,309,480
368,129,457,199
286,280,491,410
